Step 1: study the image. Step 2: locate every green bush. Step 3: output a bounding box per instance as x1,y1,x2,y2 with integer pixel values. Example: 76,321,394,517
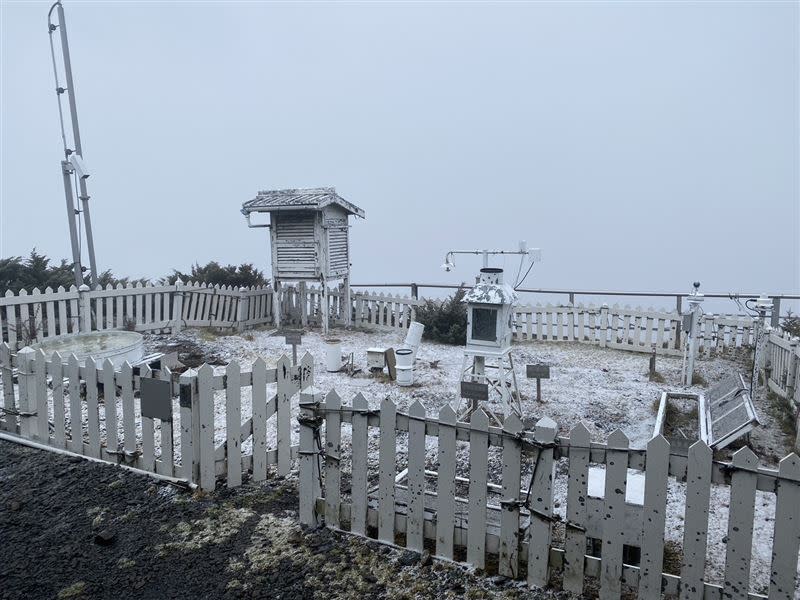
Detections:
162,261,268,289
415,287,468,345
1,249,82,293
782,311,800,338
0,251,266,295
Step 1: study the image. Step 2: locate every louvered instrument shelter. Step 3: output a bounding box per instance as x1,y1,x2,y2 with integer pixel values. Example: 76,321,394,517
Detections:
241,187,365,331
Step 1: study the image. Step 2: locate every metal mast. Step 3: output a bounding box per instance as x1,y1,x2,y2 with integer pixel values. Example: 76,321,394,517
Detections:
48,1,99,288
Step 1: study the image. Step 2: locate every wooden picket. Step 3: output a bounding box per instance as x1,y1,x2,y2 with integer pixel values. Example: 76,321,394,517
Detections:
435,403,457,560
378,397,397,544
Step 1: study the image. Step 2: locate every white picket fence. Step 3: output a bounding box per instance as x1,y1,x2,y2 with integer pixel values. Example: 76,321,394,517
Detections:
513,303,756,357
0,343,310,490
298,395,800,600
276,284,420,330
765,329,800,410
0,282,419,350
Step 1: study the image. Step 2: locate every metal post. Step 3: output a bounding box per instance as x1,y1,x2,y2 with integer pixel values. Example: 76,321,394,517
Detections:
771,297,781,328
675,295,683,350
482,250,488,268
410,283,418,300
321,277,329,336
61,161,83,287
683,288,704,387
343,275,352,327
55,2,98,287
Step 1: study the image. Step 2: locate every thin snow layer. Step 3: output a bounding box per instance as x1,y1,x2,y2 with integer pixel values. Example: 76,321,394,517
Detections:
143,327,796,596
157,326,738,448
3,327,791,594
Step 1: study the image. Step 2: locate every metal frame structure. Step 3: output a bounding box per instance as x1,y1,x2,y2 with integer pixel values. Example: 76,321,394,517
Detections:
48,2,99,288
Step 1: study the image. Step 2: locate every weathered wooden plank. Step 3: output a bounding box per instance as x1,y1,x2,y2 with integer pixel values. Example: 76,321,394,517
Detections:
157,367,174,477
723,447,759,600
637,434,670,600
351,393,369,536
768,453,800,600
680,441,713,600
599,429,629,600
499,413,523,578
407,400,426,553
140,365,155,473
46,298,56,338
276,355,292,477
0,343,14,432
467,409,489,569
197,364,215,491
564,422,591,594
33,349,48,442
528,416,558,588
224,361,242,487
378,397,397,544
67,353,82,453
120,362,135,458
49,353,65,446
102,359,118,453
178,369,195,482
251,358,268,482
324,389,342,529
85,359,101,458
436,403,457,560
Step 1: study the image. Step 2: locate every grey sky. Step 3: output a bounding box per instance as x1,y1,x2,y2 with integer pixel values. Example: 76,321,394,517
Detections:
1,1,798,310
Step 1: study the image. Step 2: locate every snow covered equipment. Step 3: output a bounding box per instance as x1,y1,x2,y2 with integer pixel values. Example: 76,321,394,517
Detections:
458,268,521,424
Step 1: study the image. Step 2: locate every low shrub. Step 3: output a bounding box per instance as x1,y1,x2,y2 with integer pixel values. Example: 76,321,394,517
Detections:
163,261,267,289
415,287,468,345
782,311,800,338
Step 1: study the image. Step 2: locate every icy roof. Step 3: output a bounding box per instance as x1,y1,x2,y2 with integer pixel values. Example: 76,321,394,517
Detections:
463,282,519,305
241,187,365,218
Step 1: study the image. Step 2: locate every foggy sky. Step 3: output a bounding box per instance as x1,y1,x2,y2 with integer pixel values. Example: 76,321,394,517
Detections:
1,1,798,312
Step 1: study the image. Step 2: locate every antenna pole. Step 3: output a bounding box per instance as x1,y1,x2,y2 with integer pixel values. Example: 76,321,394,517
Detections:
51,2,99,287
61,161,84,288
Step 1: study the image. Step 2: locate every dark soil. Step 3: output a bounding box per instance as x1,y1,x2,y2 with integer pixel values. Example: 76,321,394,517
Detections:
0,440,568,600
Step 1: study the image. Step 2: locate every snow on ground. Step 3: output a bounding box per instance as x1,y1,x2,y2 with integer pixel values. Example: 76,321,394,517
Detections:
2,325,792,594
143,326,797,595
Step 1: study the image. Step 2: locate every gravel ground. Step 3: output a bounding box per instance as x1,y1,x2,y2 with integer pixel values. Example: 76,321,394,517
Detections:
0,440,573,600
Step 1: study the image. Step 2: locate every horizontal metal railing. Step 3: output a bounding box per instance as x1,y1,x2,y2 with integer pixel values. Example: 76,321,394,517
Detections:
349,283,800,326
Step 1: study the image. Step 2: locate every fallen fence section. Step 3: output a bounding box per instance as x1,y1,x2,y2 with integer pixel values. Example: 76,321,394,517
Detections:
299,396,800,600
0,344,311,491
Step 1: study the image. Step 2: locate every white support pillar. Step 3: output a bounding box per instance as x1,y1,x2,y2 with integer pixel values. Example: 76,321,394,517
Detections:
752,296,773,389
236,287,249,333
78,284,91,333
274,280,282,330
343,274,352,327
172,280,184,333
321,278,329,336
682,284,704,387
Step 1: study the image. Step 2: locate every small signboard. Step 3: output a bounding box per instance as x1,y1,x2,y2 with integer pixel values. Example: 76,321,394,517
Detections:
140,377,172,422
461,381,489,401
526,364,551,379
385,348,397,381
282,330,303,346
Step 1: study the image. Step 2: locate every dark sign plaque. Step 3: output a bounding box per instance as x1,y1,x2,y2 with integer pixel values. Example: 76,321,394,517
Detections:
526,364,551,379
461,381,489,401
282,330,303,346
140,377,173,421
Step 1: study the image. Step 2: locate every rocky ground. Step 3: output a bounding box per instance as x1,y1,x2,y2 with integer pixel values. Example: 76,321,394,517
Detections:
0,440,573,600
